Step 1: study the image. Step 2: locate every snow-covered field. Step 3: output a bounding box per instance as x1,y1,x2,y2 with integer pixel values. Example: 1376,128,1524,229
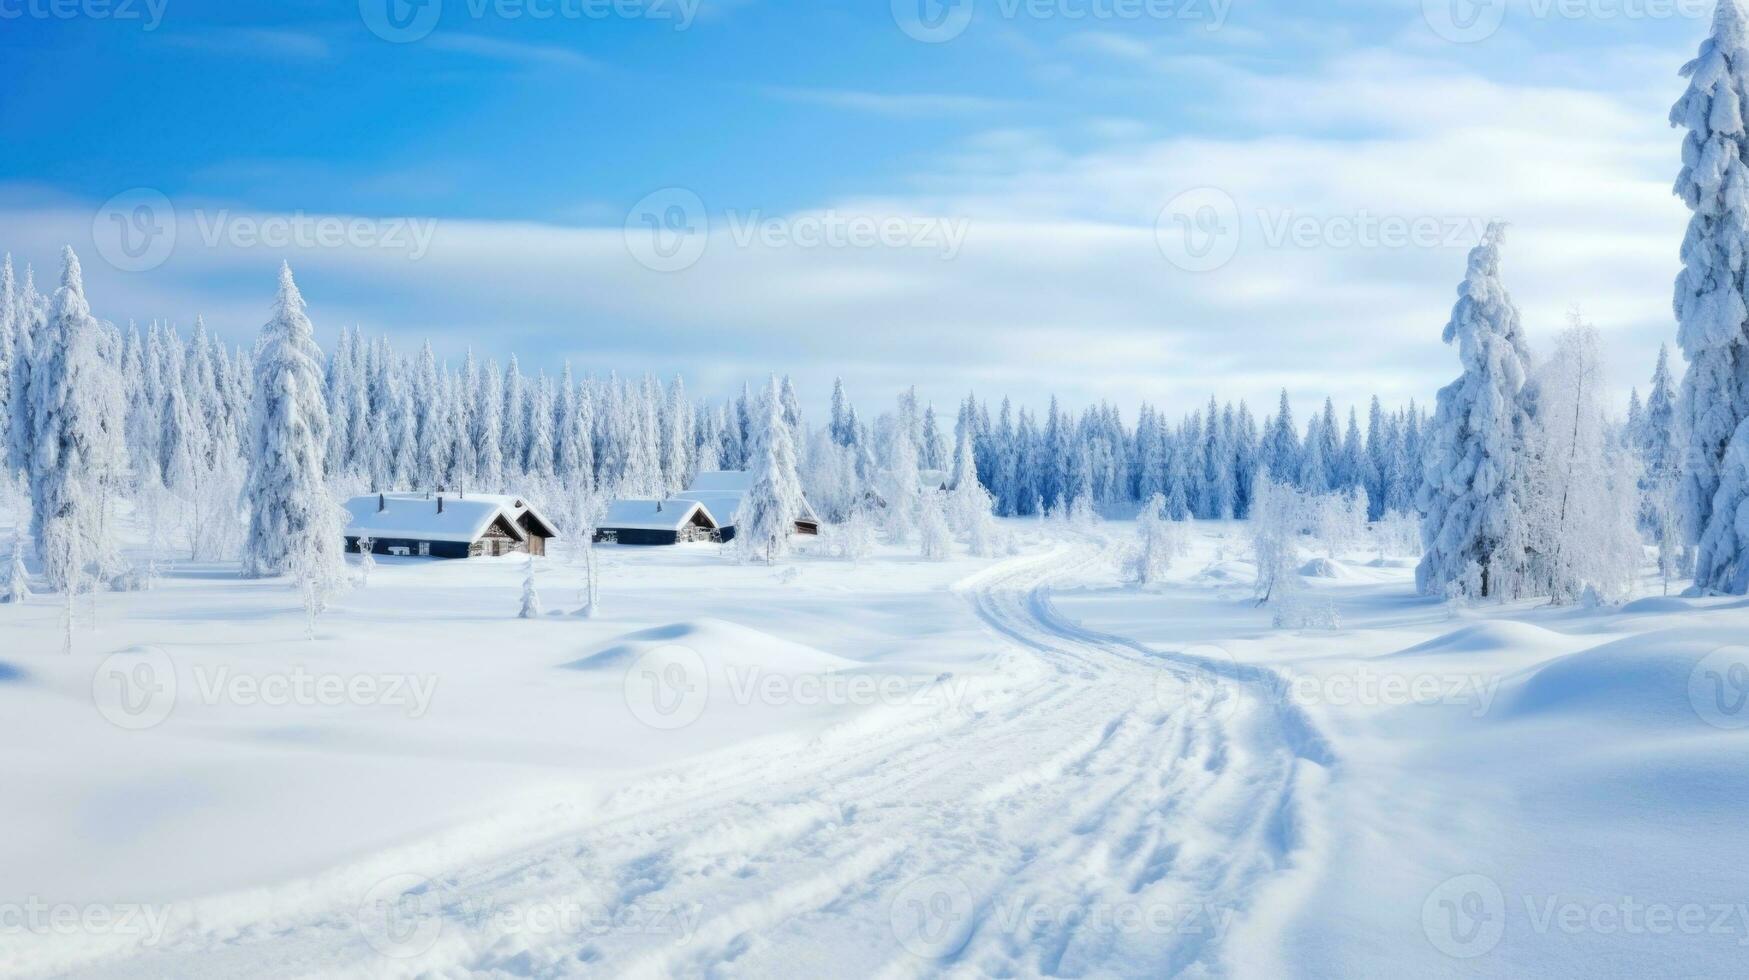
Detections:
3,511,1746,978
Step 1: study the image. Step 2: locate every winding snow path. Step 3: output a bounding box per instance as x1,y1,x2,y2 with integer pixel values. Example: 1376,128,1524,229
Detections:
46,538,1333,979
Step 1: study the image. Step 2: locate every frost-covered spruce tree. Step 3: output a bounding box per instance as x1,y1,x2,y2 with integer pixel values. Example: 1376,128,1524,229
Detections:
31,248,126,592
917,490,953,560
242,264,343,588
0,255,14,462
1128,493,1184,587
1417,224,1535,600
7,266,45,485
475,359,505,492
1639,344,1687,588
738,376,806,564
3,527,28,603
1674,0,1749,590
519,553,542,619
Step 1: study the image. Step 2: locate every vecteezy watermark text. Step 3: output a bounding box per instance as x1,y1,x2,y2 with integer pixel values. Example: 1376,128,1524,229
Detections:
1154,187,1495,273
0,0,168,30
1422,874,1749,959
621,644,983,730
359,0,700,42
356,873,702,959
0,899,176,948
1422,0,1707,44
890,0,1232,43
92,647,440,730
623,188,971,273
92,189,440,272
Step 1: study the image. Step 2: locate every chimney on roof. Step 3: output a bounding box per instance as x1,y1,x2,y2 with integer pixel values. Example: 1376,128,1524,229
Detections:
438,495,444,515
378,493,385,513
656,500,664,513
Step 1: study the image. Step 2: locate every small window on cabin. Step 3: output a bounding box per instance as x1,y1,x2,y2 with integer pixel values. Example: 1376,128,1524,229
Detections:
418,542,431,557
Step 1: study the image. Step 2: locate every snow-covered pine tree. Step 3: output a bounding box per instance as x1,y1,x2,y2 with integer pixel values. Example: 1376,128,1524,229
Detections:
1639,344,1686,589
1262,391,1300,484
242,264,344,595
947,423,995,536
1521,318,1640,601
780,375,803,446
475,359,505,492
414,341,448,488
738,376,807,564
0,255,14,463
2,527,28,604
1364,396,1389,519
830,378,852,446
1128,492,1184,587
662,375,692,493
519,552,542,619
1417,224,1535,599
355,534,375,586
1674,0,1749,591
7,265,45,486
30,248,126,592
1340,408,1365,496
502,355,527,477
917,490,953,560
525,373,556,479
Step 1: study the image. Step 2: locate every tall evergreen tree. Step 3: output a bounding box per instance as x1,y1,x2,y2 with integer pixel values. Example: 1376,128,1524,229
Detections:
1674,0,1749,590
242,264,340,583
1417,225,1535,599
739,376,806,563
31,249,126,591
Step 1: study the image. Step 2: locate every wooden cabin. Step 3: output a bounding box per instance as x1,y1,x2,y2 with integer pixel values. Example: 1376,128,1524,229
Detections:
594,499,722,546
596,471,820,547
343,492,559,559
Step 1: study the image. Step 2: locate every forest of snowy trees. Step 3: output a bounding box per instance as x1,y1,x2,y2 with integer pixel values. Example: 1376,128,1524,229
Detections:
0,228,1724,616
10,4,1749,615
0,245,1446,587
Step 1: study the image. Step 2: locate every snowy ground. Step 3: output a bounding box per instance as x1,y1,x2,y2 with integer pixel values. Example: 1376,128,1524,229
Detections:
2,514,1746,977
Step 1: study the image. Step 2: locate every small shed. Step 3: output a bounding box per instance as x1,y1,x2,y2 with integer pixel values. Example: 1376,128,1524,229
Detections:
343,492,559,559
594,499,721,546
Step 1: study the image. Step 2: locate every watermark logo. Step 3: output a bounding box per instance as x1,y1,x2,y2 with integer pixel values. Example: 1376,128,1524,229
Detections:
892,0,1230,41
360,0,443,42
0,0,168,30
1155,187,1241,274
92,646,178,730
624,187,710,273
92,650,440,730
892,0,975,42
0,898,176,948
1423,0,1507,42
1690,645,1749,731
358,873,446,958
92,188,177,273
1422,873,1507,959
623,643,710,730
890,874,976,960
1423,0,1707,43
1156,188,1493,273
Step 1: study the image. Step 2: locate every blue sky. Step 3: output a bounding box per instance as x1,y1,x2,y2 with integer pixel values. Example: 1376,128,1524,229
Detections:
0,0,1723,418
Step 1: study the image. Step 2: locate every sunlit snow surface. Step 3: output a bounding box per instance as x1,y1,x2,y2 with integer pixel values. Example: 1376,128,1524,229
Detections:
2,510,1745,978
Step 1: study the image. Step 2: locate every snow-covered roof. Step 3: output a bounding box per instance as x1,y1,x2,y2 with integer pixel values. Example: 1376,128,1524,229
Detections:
685,470,752,494
673,471,819,527
600,498,718,532
343,492,559,543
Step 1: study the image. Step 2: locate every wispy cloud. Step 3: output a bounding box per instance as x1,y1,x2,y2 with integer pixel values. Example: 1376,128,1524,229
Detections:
423,34,600,71
168,28,332,61
763,86,1015,117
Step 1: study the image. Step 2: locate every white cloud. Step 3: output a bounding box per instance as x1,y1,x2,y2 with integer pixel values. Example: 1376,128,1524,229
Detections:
0,47,1690,421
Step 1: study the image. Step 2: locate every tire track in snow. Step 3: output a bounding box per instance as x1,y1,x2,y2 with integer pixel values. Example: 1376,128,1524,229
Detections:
39,534,1332,979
